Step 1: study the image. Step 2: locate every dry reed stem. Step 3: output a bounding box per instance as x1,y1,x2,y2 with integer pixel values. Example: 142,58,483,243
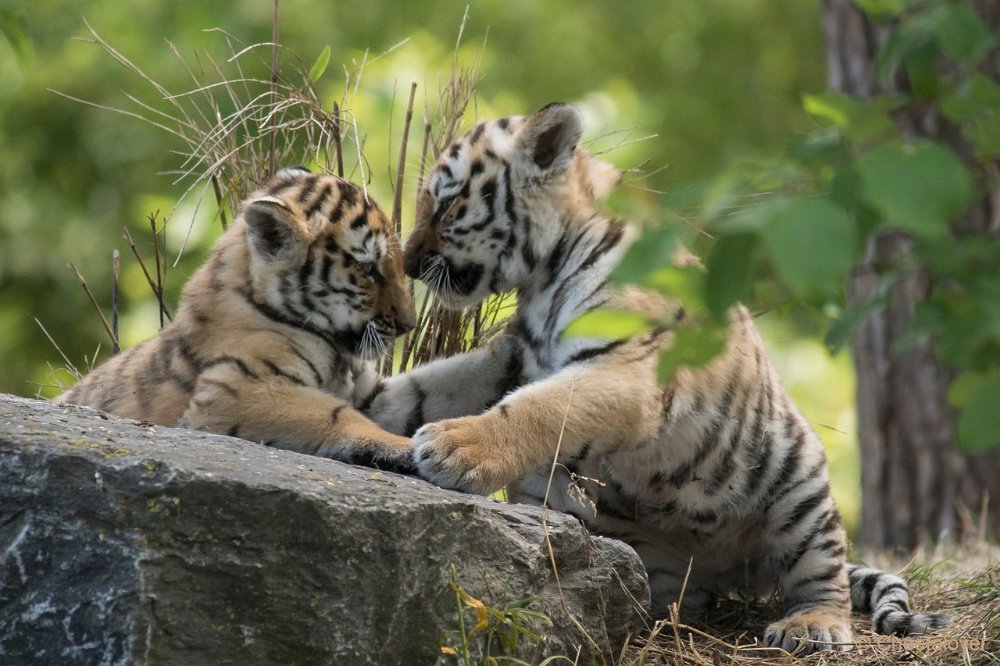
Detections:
67,263,119,351
111,250,120,354
381,81,419,376
64,16,505,376
620,545,1000,665
122,227,173,322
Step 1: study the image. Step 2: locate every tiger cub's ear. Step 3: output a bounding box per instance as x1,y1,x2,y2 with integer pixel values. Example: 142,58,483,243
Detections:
517,102,583,173
244,197,305,258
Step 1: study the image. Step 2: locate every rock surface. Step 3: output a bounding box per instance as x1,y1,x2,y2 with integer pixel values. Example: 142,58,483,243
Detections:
0,394,649,665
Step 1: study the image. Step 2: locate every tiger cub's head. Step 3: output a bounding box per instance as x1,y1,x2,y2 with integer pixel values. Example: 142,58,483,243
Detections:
241,167,415,358
403,103,620,308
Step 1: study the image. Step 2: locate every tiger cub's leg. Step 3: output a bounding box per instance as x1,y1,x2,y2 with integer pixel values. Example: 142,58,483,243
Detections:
183,365,415,473
761,436,853,654
648,570,715,620
413,340,663,495
360,334,525,436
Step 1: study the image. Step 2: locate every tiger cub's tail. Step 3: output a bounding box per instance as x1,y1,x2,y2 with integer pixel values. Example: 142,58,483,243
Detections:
847,564,951,635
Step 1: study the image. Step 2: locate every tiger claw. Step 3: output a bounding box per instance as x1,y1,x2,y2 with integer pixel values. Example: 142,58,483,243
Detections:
763,612,852,655
412,418,504,495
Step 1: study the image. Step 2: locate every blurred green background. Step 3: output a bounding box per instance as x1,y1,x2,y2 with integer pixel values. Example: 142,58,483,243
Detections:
0,0,858,528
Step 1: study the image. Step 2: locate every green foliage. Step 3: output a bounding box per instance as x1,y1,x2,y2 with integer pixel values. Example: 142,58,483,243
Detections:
853,141,973,237
308,45,331,83
705,232,757,320
948,371,1000,453
641,0,1000,452
444,567,567,665
657,326,727,383
565,309,649,340
0,0,825,397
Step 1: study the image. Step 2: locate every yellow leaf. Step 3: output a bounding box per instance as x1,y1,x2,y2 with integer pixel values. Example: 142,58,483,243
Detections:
439,646,458,655
456,585,490,635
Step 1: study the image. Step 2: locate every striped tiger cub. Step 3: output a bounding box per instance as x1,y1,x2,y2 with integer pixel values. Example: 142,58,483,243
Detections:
57,167,418,471
385,103,949,654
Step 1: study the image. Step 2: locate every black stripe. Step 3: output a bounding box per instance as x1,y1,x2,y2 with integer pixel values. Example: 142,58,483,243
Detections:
289,346,324,387
200,378,239,398
356,380,386,413
856,573,881,614
794,563,844,587
566,340,626,364
298,248,317,286
328,184,357,223
349,210,369,230
202,355,260,380
778,487,830,533
237,286,341,351
173,334,201,370
263,360,306,386
306,181,333,219
296,174,319,205
403,378,427,437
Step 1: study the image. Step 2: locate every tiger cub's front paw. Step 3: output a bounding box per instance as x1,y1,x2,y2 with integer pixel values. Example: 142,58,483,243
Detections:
763,610,852,655
413,417,508,495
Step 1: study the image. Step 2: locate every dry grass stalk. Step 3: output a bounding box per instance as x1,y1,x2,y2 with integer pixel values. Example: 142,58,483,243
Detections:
619,544,1000,665
122,226,173,323
148,211,167,328
60,15,509,376
381,81,419,376
67,263,118,352
112,249,120,354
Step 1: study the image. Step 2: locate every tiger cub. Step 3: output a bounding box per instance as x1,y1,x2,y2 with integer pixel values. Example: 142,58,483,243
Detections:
390,104,949,654
57,167,418,471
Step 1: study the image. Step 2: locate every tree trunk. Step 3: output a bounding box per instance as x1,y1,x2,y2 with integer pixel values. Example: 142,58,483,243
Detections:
821,0,1000,551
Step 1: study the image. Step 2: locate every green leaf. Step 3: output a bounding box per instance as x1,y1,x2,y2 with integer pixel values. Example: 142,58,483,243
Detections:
948,371,1000,453
761,197,856,303
824,279,891,352
803,92,896,142
0,3,34,64
705,233,758,322
922,4,997,63
786,128,848,167
657,324,727,382
564,309,649,339
309,45,332,83
942,75,1000,160
644,262,710,321
854,142,972,238
611,226,679,285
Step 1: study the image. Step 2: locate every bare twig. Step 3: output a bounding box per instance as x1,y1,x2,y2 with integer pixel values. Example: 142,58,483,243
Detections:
268,0,280,178
380,81,419,376
68,263,119,351
211,174,230,231
333,101,344,177
122,227,174,321
34,318,82,381
112,249,121,354
148,212,167,328
392,82,418,236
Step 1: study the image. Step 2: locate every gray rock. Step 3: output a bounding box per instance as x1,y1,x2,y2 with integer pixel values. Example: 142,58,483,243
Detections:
0,394,649,665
